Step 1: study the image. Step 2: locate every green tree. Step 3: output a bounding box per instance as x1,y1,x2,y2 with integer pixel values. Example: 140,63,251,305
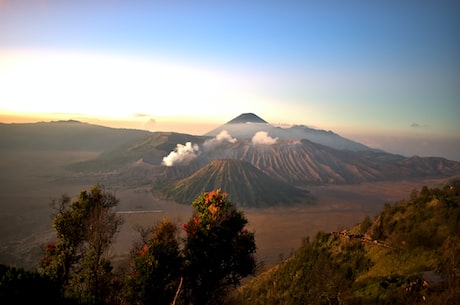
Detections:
39,184,123,304
126,218,183,305
182,189,257,305
359,215,372,234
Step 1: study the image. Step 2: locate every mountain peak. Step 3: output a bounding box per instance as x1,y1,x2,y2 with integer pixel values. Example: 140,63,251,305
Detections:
226,113,268,124
205,113,372,151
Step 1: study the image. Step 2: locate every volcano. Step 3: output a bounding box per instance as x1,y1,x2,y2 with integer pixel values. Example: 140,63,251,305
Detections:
225,113,268,124
16,117,458,206
158,159,312,207
205,113,371,151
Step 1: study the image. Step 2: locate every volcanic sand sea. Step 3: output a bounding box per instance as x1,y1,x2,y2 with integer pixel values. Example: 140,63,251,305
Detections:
112,177,456,269
0,150,457,270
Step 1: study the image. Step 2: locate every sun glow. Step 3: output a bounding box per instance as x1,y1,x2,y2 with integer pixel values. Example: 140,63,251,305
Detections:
0,49,271,121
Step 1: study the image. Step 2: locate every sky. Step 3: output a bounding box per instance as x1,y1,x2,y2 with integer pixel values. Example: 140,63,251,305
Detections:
1,1,459,160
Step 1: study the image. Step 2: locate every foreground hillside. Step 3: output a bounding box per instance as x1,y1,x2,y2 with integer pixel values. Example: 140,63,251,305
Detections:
228,179,460,305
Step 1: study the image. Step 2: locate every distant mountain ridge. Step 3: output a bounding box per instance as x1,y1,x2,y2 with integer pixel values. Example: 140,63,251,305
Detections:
2,116,460,207
193,138,460,185
205,113,372,151
0,120,149,152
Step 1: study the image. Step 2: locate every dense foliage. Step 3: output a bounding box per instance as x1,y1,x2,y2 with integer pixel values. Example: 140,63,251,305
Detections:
125,218,183,304
27,185,255,305
125,189,257,305
39,184,124,304
2,180,459,304
228,179,460,305
371,182,460,250
227,232,370,305
182,190,257,304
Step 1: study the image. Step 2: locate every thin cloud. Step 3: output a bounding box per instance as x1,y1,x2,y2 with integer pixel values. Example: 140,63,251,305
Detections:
410,123,428,128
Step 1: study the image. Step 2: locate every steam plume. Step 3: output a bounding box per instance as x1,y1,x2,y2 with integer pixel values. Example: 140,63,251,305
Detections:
251,131,278,145
203,130,237,150
162,142,199,166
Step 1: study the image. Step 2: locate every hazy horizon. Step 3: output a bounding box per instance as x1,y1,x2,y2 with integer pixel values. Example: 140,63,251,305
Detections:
1,1,459,161
1,112,459,162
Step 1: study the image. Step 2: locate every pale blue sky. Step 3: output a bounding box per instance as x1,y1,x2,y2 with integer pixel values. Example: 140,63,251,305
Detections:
1,1,459,160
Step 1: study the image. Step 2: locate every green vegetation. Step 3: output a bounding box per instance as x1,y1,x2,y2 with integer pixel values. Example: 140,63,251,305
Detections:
1,180,459,304
39,184,124,304
1,185,255,304
228,179,460,304
125,218,183,304
126,189,257,305
228,232,371,305
182,190,256,304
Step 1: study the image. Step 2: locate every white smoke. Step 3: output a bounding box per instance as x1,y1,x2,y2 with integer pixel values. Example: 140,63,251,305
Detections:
162,142,199,166
251,131,278,145
203,130,237,150
215,130,237,143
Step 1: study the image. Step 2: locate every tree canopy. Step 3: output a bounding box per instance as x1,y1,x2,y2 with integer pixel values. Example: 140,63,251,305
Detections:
126,189,257,305
182,189,257,304
39,184,123,304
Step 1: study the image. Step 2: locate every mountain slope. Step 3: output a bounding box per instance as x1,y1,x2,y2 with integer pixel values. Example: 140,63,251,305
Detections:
67,132,209,171
0,120,149,152
225,113,268,124
195,139,460,185
68,132,460,186
11,118,459,189
158,159,312,207
285,124,372,151
230,179,460,304
205,113,373,151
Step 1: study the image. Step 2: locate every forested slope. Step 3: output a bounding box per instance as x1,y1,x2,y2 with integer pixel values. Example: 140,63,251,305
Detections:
228,179,460,305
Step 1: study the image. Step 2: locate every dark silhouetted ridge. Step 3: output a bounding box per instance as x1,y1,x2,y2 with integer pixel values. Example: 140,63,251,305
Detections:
226,113,268,124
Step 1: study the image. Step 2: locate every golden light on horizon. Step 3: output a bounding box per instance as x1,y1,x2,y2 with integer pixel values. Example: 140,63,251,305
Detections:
0,49,273,121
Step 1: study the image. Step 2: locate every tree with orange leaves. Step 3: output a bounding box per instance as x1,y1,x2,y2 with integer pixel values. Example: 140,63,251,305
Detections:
126,189,256,305
182,189,256,305
126,218,182,305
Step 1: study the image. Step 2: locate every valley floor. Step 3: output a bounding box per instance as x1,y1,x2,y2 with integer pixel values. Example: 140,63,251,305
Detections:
1,151,458,269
